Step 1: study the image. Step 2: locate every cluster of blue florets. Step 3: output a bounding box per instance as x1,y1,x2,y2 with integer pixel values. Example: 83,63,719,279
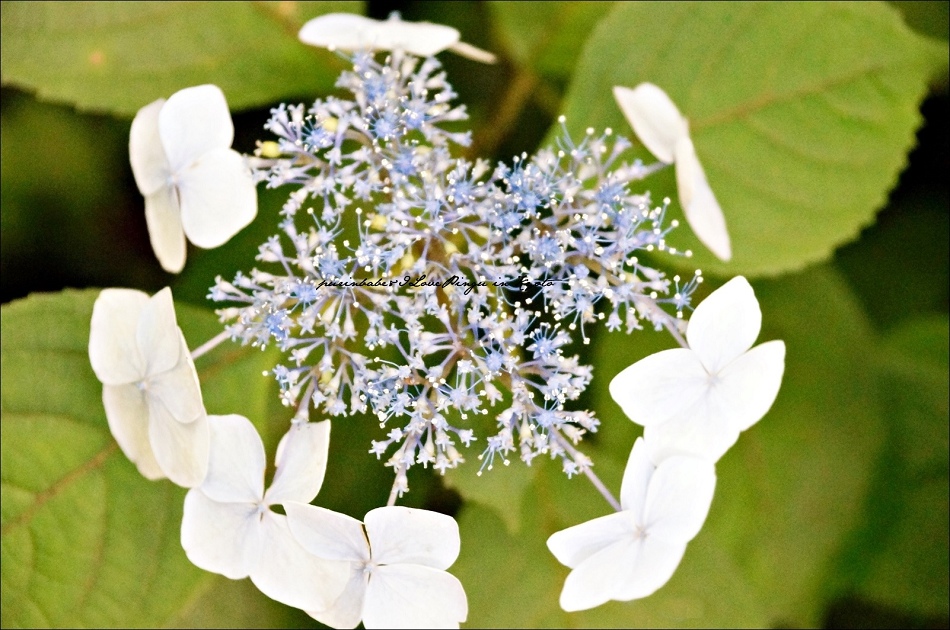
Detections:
209,50,699,493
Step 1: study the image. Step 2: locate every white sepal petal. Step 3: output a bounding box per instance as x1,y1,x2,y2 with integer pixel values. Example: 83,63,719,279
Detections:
619,437,654,513
181,489,261,579
610,537,686,602
306,565,367,629
717,339,786,431
251,514,351,613
143,186,186,273
674,136,731,261
147,333,204,424
613,83,688,164
609,348,709,427
365,506,460,570
371,19,460,57
129,98,169,195
298,13,383,50
546,511,637,569
266,421,331,505
559,537,637,612
285,502,368,563
298,13,460,57
686,276,761,373
146,399,209,487
177,148,257,249
158,84,233,172
89,289,148,385
644,403,740,463
200,414,266,503
136,287,180,376
102,383,163,480
643,456,716,543
362,564,468,629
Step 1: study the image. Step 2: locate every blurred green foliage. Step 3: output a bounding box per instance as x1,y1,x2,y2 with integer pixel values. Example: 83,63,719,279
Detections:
1,2,947,628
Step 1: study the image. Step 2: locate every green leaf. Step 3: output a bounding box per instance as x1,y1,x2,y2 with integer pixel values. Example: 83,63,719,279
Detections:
876,315,949,477
835,189,950,330
0,94,164,299
443,456,537,533
487,1,614,78
838,315,949,617
0,289,281,627
453,498,571,629
0,2,364,116
455,266,885,626
558,2,948,277
170,576,318,629
857,476,949,617
889,0,950,41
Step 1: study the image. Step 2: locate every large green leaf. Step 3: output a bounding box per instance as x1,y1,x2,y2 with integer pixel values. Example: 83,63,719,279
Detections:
0,2,363,116
838,315,949,617
443,453,537,533
0,94,165,300
0,289,279,627
558,2,947,277
836,188,949,330
487,1,614,78
890,0,950,41
454,266,885,626
170,577,318,629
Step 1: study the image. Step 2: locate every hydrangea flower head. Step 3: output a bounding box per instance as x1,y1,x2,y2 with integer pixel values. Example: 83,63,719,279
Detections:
212,50,697,492
547,437,716,611
613,83,731,261
609,276,786,462
298,12,496,63
129,84,257,272
88,287,208,486
180,415,349,612
285,503,467,629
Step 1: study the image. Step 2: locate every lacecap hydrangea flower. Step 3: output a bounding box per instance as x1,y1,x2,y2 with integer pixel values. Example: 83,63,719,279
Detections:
88,287,209,487
99,12,790,622
286,504,468,629
212,31,701,496
547,437,716,611
130,84,257,273
180,414,350,612
609,276,786,462
614,83,732,261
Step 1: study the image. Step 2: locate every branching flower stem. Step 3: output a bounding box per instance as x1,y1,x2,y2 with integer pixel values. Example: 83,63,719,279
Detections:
191,330,231,361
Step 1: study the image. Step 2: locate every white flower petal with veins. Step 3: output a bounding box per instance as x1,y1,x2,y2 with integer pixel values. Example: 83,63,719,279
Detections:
265,421,330,505
548,438,716,612
129,84,257,273
143,186,187,273
176,147,257,249
129,99,169,196
674,136,731,261
363,563,467,629
365,506,460,570
612,84,686,164
299,12,496,63
158,85,234,170
89,287,209,486
180,415,349,613
610,277,785,462
102,383,162,480
613,82,731,260
286,503,468,628
89,288,149,385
